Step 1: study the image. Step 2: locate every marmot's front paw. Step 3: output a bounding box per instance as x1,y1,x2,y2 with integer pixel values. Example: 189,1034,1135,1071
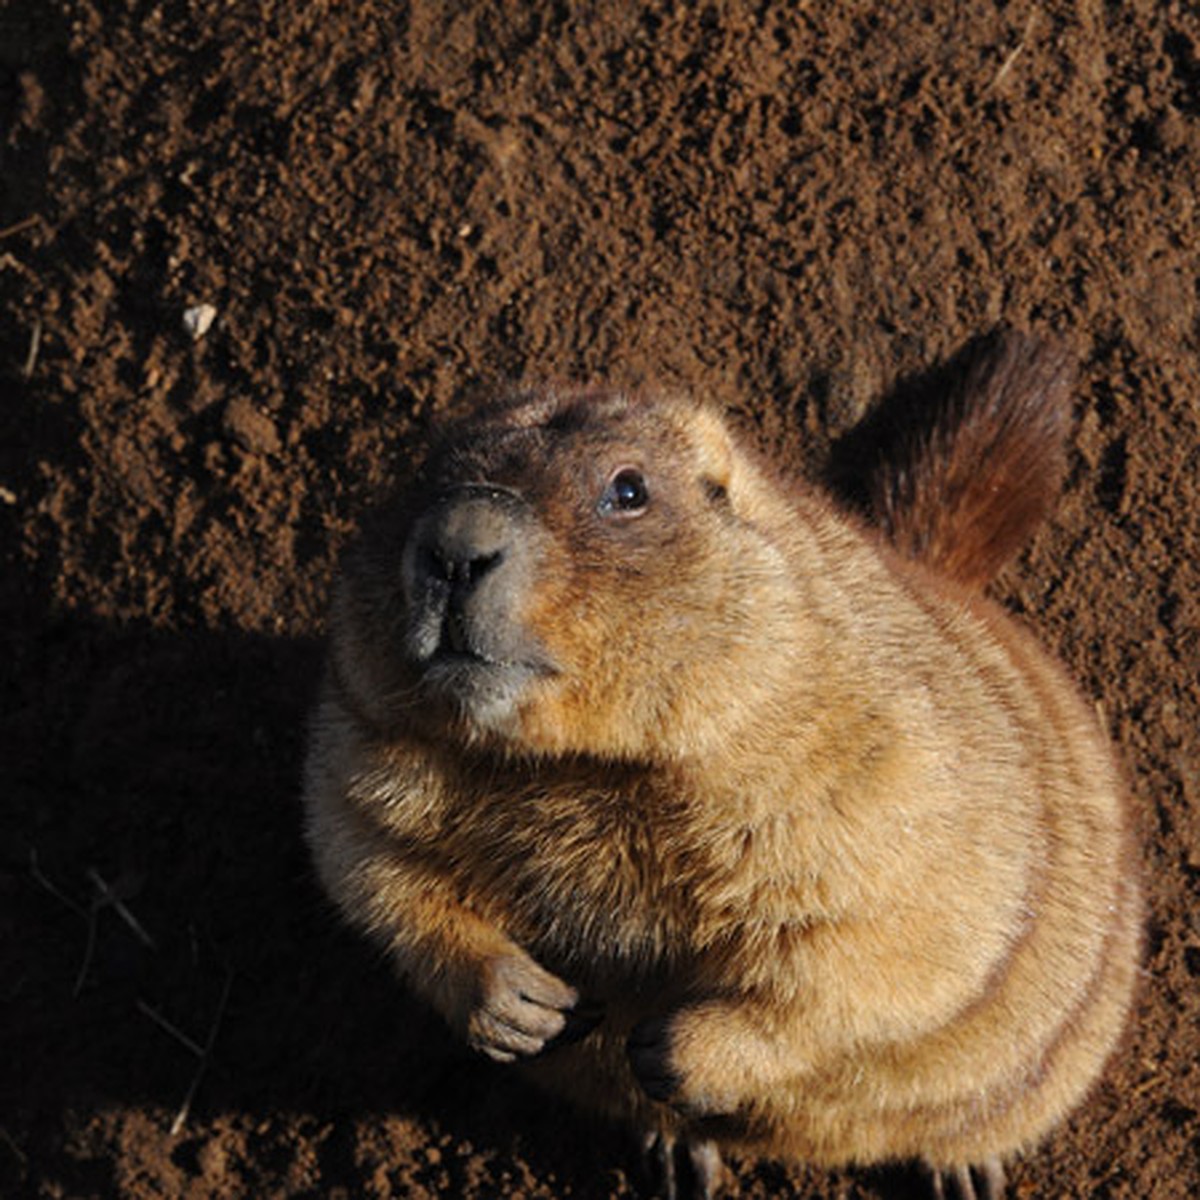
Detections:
466,950,598,1062
627,1013,738,1118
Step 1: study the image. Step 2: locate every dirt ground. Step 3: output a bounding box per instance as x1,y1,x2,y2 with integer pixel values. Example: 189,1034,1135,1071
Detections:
2,1,1198,1197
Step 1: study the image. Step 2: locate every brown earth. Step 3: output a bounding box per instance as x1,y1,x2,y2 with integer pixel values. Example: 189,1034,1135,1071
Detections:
2,1,1198,1197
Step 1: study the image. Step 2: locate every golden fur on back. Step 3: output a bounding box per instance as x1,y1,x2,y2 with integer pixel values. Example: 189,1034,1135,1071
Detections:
302,333,1140,1193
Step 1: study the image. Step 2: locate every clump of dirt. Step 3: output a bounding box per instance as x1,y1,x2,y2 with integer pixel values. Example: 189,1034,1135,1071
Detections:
2,2,1197,1197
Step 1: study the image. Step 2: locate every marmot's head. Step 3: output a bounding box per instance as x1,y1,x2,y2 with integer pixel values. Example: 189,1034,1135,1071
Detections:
332,388,798,760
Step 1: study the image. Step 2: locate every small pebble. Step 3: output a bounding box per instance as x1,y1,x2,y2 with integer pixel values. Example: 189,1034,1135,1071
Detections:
183,303,218,340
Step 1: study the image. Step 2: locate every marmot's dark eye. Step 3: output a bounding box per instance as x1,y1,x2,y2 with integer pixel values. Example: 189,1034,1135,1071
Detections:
599,467,649,516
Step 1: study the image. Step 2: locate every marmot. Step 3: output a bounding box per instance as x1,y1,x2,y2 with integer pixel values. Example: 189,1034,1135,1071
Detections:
303,331,1141,1200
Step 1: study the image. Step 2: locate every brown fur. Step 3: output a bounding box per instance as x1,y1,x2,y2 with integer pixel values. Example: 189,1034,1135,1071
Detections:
302,334,1140,1191
863,330,1074,589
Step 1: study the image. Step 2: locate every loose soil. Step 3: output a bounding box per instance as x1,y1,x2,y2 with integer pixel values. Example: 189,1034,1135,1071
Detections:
2,2,1198,1197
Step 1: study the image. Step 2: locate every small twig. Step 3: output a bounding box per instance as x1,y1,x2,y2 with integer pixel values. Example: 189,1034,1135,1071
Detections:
20,316,41,379
170,970,234,1135
28,849,100,995
136,999,206,1058
87,867,157,950
0,214,40,241
0,1124,28,1170
73,902,100,997
30,853,158,994
28,849,88,920
987,10,1037,95
1129,1063,1161,1098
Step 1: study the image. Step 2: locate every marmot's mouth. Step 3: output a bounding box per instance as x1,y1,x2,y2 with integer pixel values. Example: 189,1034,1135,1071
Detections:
414,604,557,679
403,593,558,723
442,608,474,657
425,645,507,675
422,646,556,680
417,649,557,731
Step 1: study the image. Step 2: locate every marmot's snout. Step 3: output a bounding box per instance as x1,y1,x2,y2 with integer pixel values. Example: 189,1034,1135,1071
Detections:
400,485,552,715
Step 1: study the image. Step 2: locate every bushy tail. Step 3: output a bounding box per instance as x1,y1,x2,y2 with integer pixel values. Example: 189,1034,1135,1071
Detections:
837,330,1075,591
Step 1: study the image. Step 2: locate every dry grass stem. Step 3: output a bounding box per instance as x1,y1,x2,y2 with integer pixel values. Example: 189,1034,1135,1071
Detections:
136,999,206,1058
87,866,158,950
21,317,41,379
0,1125,28,1168
73,904,100,997
987,11,1037,94
170,970,234,1136
28,850,99,995
28,850,88,920
30,853,159,993
0,214,40,241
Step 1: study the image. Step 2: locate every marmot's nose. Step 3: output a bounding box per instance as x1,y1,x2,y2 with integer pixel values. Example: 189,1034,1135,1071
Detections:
419,540,504,602
401,483,547,668
408,485,526,607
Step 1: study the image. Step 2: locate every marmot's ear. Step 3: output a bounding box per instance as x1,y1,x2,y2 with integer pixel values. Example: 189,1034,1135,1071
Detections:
690,405,735,500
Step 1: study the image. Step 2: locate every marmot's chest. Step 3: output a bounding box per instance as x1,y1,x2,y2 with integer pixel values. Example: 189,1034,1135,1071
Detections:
443,784,703,992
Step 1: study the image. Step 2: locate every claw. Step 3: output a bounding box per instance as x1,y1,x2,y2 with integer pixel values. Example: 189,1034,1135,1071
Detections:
977,1158,1005,1200
922,1157,1006,1200
542,1002,605,1051
642,1130,678,1200
687,1138,724,1199
640,1130,724,1199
